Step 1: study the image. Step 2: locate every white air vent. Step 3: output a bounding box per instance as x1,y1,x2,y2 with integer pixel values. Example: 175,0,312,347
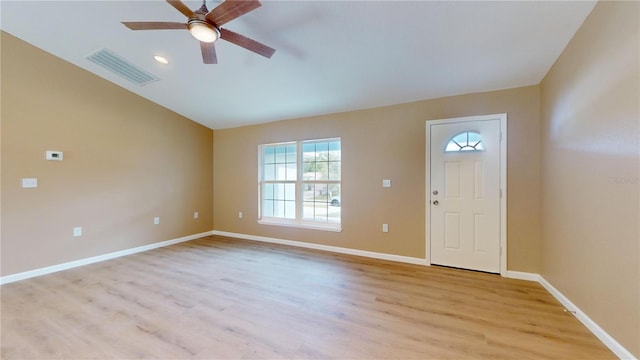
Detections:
85,48,159,86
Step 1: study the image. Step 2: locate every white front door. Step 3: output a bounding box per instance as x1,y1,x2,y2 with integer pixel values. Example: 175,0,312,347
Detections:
427,115,504,273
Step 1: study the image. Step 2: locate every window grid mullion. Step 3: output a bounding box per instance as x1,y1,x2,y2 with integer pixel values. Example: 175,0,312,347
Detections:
296,141,303,222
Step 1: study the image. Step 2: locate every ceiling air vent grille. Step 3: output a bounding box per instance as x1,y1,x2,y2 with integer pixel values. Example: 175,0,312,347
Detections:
85,48,159,86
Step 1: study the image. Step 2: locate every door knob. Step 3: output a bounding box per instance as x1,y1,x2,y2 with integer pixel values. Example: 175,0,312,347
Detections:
433,200,439,205
432,190,438,195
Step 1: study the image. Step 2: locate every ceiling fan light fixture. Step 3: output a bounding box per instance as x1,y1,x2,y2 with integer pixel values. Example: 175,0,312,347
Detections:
188,19,219,43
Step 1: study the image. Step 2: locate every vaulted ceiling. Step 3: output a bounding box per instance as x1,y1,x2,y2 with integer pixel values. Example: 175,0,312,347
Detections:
1,1,596,129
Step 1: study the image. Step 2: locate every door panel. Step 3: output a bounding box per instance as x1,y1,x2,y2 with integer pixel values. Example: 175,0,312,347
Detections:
429,119,501,273
444,162,461,198
444,212,461,249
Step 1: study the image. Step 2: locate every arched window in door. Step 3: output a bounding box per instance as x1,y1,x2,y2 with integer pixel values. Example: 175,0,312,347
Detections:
445,131,484,152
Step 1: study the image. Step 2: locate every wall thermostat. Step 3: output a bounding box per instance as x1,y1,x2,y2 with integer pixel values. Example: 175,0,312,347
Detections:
45,151,63,161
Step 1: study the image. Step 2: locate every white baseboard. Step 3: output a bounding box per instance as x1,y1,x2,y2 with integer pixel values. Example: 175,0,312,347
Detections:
504,271,635,359
2,229,634,359
538,276,636,360
211,230,428,266
505,270,541,282
0,231,213,285
212,231,632,357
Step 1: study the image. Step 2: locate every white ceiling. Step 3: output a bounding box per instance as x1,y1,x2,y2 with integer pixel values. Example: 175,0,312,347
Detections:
1,1,596,130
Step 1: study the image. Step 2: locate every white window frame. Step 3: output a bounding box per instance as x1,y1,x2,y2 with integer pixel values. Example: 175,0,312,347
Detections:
258,138,342,232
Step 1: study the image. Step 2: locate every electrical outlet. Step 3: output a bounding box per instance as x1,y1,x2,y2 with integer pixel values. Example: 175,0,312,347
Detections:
45,151,63,161
154,217,160,225
238,211,243,219
194,211,199,219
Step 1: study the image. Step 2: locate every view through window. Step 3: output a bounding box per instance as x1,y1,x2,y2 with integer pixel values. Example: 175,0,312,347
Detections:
445,131,484,152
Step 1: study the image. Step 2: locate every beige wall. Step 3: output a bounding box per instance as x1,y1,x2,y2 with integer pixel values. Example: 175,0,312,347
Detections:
214,85,541,272
1,32,214,276
540,1,639,357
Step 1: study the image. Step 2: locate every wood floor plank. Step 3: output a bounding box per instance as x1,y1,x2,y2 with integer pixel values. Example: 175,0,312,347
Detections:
1,235,616,359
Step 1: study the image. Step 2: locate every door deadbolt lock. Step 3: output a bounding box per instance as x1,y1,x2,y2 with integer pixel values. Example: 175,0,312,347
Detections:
433,200,439,205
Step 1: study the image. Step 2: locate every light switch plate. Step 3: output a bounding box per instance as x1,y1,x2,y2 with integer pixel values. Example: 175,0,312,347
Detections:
22,178,38,188
382,179,391,188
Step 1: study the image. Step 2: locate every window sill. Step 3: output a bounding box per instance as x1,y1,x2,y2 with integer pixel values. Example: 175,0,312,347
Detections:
258,219,342,232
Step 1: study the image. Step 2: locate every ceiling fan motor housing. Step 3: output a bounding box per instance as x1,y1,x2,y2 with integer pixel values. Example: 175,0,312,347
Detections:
187,17,220,43
122,0,275,63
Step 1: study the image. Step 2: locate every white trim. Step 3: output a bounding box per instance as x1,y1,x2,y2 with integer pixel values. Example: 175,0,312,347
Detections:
258,138,342,231
1,228,634,359
538,276,637,360
212,230,427,266
499,116,507,275
258,219,342,232
215,229,639,359
425,113,508,276
505,271,541,282
485,270,636,359
0,231,214,285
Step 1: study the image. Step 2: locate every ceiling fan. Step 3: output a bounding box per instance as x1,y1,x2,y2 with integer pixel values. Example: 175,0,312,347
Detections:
122,0,275,64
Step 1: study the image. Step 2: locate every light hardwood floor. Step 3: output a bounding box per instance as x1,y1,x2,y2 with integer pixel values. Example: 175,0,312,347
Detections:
1,235,615,359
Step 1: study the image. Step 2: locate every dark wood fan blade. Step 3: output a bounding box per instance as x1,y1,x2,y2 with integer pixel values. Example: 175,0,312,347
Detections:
220,28,275,58
166,0,195,18
122,22,187,30
200,42,218,64
206,0,261,26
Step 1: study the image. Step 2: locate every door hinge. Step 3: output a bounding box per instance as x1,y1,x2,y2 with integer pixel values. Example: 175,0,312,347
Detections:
500,189,503,198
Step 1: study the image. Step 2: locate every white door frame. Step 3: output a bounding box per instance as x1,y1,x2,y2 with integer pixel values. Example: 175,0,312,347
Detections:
425,114,507,276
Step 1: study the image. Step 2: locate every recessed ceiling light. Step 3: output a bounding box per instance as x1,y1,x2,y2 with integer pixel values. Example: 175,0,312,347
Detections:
154,55,169,64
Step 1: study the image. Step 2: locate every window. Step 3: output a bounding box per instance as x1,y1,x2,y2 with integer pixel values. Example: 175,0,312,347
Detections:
259,138,341,231
445,131,484,152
